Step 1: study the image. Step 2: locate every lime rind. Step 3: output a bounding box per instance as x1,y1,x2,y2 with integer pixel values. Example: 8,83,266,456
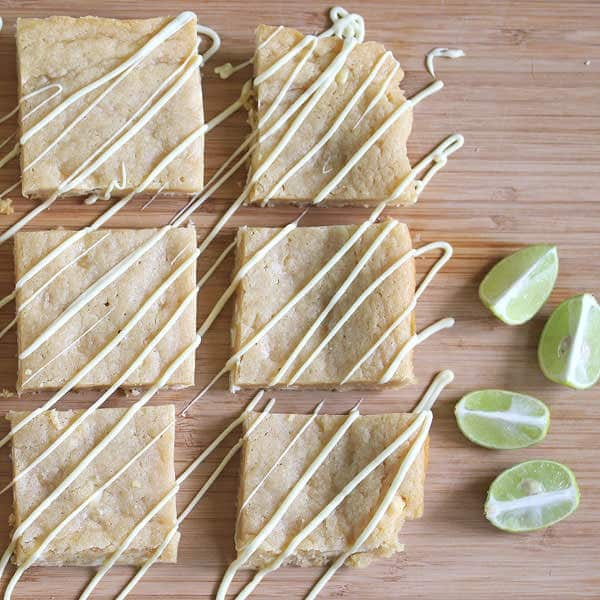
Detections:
455,390,549,450
538,293,600,390
485,460,580,532
479,245,558,325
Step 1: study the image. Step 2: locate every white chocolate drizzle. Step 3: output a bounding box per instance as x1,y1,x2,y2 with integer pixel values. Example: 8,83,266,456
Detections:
287,244,455,386
0,330,204,580
236,414,429,599
352,61,399,130
413,369,455,413
180,131,461,413
0,249,199,450
22,12,197,146
196,23,221,64
140,182,167,210
0,68,248,326
426,47,465,79
341,241,454,384
84,163,127,205
259,50,394,206
20,307,115,388
0,84,63,157
0,8,466,598
380,317,455,384
18,231,112,313
19,225,174,359
269,219,400,385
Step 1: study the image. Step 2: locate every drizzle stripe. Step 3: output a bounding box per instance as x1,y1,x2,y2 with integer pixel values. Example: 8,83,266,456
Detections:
18,232,112,310
379,317,455,384
260,50,392,206
241,401,324,510
114,395,273,599
413,370,455,413
0,332,202,580
198,218,302,338
232,368,454,598
20,307,115,388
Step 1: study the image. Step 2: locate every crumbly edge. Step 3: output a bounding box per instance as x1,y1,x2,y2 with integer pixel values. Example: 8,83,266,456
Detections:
229,226,248,391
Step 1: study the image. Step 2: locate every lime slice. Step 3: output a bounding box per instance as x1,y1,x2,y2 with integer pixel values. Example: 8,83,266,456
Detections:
538,293,600,389
455,390,549,449
479,245,558,325
485,460,579,532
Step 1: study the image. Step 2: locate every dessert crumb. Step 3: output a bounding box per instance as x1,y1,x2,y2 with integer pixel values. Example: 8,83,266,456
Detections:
0,388,14,398
0,198,14,215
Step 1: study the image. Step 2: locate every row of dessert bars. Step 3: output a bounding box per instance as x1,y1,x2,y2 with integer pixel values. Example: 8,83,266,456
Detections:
0,7,461,598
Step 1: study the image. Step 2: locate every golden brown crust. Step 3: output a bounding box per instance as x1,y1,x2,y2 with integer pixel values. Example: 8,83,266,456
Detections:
8,405,179,566
235,412,427,569
16,15,204,198
230,220,415,390
245,24,415,207
14,227,197,392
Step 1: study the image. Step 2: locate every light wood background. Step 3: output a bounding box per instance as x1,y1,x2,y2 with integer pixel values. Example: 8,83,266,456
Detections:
0,1,599,598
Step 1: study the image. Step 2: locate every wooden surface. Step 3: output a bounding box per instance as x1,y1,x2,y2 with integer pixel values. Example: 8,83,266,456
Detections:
0,1,599,598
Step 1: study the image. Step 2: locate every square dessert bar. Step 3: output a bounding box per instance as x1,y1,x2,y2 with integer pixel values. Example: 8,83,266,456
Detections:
8,405,178,566
230,220,415,390
245,24,415,207
14,227,197,393
236,412,428,568
16,15,204,198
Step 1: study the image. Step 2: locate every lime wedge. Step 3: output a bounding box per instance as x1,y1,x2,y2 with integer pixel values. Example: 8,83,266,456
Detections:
538,293,600,389
455,390,549,449
485,460,579,532
479,245,558,325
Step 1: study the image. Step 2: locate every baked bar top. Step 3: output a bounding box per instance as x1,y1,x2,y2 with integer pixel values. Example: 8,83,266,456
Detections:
16,15,204,198
246,24,415,207
8,405,178,567
14,227,197,392
236,412,427,569
231,221,415,390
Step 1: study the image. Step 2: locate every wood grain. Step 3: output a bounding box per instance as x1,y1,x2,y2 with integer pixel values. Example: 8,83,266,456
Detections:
0,1,599,598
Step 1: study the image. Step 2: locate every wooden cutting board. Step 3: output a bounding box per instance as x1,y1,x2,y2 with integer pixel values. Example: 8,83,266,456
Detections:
0,1,598,598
